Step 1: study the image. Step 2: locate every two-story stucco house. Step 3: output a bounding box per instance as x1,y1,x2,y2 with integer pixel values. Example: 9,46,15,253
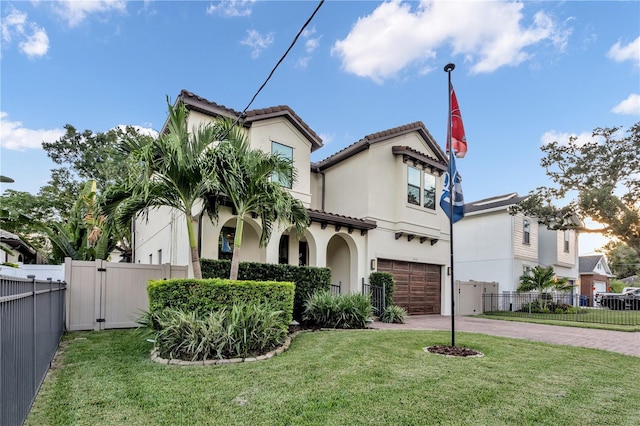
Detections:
453,193,580,294
133,90,452,315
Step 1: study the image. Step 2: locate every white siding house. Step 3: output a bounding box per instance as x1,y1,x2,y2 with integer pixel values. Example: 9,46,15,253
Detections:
453,193,580,293
134,90,453,315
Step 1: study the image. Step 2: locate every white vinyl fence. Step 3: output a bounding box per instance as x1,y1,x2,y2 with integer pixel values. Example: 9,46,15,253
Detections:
65,258,187,331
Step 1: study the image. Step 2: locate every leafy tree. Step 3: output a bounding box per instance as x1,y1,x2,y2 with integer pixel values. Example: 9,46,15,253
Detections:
0,190,54,255
110,100,220,279
42,124,154,190
517,266,570,309
512,123,639,256
36,180,116,262
603,241,640,279
211,119,309,281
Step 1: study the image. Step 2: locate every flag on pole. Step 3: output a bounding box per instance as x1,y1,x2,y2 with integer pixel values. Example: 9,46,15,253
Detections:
447,84,467,158
439,154,465,223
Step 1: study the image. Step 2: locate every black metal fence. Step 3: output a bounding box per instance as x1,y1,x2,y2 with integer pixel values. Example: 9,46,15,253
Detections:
482,292,640,326
1,275,66,426
362,278,386,315
330,282,341,295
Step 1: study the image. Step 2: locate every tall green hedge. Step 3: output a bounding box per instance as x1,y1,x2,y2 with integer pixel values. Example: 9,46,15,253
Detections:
200,259,331,321
369,272,396,307
147,278,295,325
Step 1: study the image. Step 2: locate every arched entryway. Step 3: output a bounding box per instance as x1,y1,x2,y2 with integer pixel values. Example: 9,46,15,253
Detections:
216,217,264,263
326,234,358,293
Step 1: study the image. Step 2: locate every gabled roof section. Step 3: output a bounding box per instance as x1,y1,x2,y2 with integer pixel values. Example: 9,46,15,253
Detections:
314,121,446,171
176,90,323,152
579,255,602,273
464,192,528,214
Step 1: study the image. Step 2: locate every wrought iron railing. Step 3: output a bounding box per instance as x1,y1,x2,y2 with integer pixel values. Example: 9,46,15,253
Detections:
1,275,66,425
362,278,386,315
481,292,640,326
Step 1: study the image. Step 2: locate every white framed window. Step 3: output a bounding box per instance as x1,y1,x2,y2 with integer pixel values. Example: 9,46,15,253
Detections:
407,166,436,210
407,167,421,205
563,230,570,252
271,141,293,188
523,219,530,244
423,173,436,210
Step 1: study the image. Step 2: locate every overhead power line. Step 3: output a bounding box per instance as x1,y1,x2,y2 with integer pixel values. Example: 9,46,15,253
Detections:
235,0,325,124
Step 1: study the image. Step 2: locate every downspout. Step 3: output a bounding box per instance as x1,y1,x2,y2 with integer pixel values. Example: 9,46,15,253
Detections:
321,170,326,212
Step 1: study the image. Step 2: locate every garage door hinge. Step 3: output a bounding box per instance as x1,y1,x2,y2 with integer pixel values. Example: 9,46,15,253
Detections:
97,267,107,272
96,318,105,323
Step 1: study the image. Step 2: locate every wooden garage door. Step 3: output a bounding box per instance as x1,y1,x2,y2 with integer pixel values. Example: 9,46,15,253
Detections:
378,258,441,315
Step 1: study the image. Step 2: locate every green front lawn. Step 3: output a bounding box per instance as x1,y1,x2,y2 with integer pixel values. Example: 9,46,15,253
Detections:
28,329,639,426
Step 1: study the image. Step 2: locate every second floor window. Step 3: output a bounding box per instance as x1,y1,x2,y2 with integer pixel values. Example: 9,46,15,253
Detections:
564,230,570,252
523,219,530,244
407,167,421,205
407,166,436,210
271,141,293,188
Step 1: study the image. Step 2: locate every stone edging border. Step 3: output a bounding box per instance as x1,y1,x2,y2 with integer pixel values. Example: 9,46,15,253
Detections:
150,331,302,366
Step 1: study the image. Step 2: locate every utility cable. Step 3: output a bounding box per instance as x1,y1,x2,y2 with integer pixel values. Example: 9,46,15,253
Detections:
231,0,325,128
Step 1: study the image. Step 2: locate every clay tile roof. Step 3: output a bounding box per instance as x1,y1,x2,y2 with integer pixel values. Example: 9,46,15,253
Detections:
307,208,377,230
176,90,323,152
314,121,446,171
178,90,241,118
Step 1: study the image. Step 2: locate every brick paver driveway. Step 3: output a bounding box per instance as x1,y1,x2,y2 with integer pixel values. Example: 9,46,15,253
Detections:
373,315,640,357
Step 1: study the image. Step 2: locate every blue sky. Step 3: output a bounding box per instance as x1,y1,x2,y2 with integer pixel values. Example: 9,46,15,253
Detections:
1,0,639,254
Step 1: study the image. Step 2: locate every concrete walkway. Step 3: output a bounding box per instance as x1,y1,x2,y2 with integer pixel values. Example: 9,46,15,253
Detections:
372,315,640,357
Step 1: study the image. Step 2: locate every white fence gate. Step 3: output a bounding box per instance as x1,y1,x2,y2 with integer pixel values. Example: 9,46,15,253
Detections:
455,280,499,315
65,258,187,331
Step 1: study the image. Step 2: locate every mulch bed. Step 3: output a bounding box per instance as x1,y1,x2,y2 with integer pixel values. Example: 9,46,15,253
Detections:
425,345,483,357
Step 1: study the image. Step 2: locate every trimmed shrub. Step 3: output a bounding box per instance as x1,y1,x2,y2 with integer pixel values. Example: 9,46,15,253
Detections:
139,302,287,361
200,259,331,321
380,305,407,324
369,272,396,307
303,290,373,329
147,278,294,325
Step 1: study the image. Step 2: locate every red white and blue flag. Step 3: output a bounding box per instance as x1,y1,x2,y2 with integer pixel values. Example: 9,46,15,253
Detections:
447,84,467,158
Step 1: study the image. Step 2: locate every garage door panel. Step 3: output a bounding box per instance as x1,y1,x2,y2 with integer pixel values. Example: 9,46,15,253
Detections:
378,258,441,315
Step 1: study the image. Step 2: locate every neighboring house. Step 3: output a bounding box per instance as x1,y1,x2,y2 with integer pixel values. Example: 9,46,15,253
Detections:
453,193,580,294
621,275,639,286
0,229,40,264
134,90,452,315
579,254,615,304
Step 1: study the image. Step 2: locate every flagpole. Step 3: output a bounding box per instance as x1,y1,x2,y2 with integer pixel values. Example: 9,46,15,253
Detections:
444,62,456,347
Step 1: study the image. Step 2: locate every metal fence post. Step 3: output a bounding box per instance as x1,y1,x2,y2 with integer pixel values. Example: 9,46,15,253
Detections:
29,275,37,400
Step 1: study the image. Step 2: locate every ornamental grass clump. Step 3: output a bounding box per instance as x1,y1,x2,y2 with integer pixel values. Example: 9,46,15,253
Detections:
138,302,287,361
380,305,408,324
303,290,373,329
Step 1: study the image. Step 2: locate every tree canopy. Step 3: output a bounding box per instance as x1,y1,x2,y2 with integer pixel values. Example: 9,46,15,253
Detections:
603,241,640,279
512,123,640,256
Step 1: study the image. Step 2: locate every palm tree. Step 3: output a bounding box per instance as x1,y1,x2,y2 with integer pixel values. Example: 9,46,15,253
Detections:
210,118,309,280
517,265,569,309
110,100,220,278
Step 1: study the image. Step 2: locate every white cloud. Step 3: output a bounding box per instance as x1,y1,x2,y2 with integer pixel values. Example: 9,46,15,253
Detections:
207,0,255,17
607,36,640,66
1,8,27,42
318,133,334,146
0,112,65,151
241,29,274,59
19,27,49,58
611,93,640,116
540,130,593,147
332,0,571,83
296,27,322,69
115,124,159,138
1,6,49,58
54,0,127,27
